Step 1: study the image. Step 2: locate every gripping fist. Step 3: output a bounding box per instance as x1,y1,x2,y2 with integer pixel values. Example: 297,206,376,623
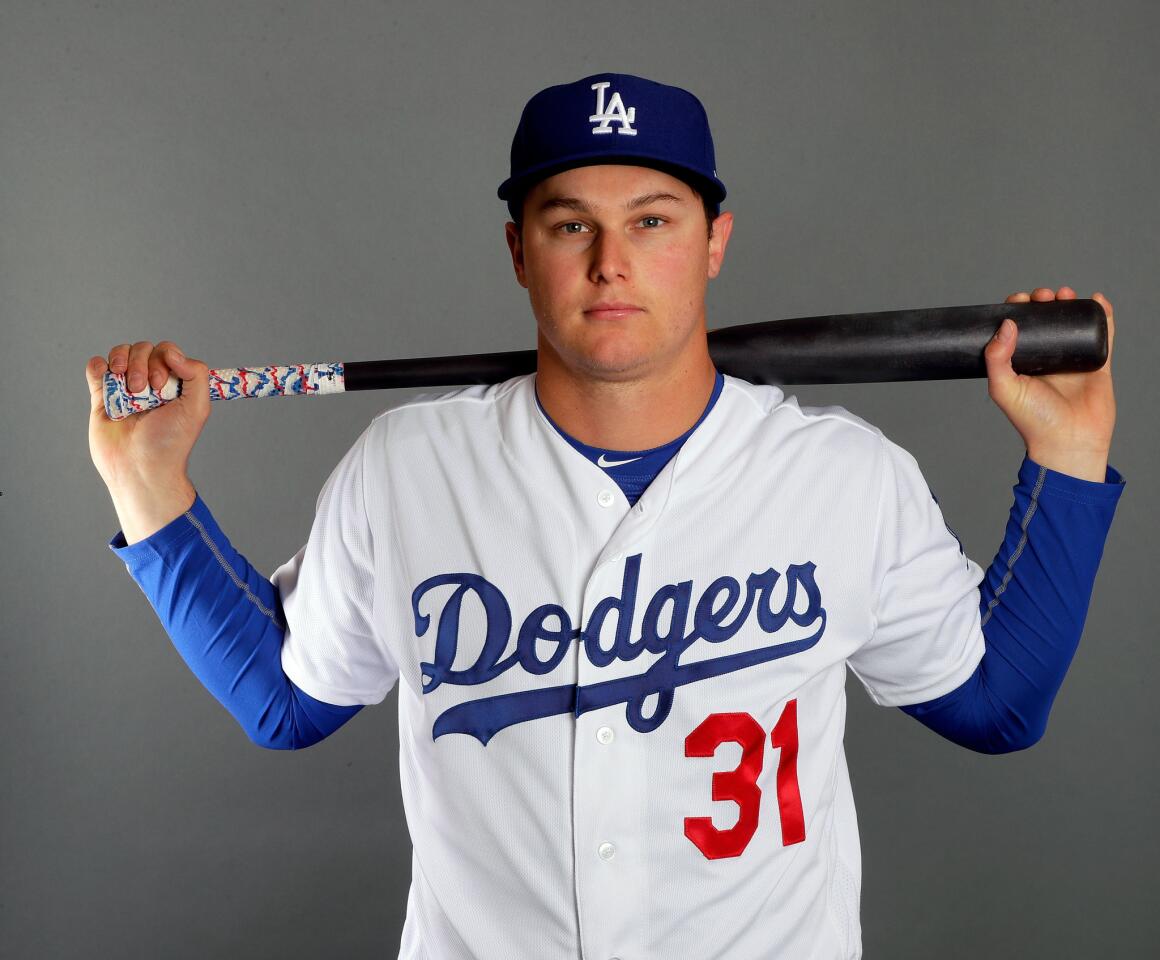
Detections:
983,287,1116,482
85,340,211,542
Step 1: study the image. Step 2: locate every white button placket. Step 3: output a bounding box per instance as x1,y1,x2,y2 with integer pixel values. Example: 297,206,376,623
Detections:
572,488,649,960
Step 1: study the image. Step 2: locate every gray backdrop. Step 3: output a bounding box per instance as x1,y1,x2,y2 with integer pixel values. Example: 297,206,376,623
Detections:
3,1,1156,957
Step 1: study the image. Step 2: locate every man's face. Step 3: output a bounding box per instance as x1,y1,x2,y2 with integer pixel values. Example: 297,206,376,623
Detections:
504,164,733,382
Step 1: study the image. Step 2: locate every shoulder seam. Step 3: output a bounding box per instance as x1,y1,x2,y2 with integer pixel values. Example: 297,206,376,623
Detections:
723,379,882,439
782,401,882,439
369,376,526,424
720,378,768,415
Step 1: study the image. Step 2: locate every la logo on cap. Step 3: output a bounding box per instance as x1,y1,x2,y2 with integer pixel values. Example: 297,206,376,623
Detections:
589,81,637,136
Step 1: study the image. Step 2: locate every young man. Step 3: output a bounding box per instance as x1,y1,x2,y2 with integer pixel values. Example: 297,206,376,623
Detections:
86,74,1122,959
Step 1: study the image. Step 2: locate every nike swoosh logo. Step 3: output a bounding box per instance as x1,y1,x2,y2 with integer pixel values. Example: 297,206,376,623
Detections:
597,454,642,468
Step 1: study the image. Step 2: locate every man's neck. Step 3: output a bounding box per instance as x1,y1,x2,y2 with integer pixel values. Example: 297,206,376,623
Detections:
534,341,719,451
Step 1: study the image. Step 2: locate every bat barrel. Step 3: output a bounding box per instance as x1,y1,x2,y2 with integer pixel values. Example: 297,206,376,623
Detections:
708,299,1107,384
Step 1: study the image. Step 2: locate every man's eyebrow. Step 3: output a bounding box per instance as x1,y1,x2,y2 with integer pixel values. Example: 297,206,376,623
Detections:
626,192,685,210
536,192,686,215
537,196,591,215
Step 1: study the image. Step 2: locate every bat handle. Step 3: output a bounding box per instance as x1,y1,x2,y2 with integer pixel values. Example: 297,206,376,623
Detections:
102,362,348,420
102,370,182,420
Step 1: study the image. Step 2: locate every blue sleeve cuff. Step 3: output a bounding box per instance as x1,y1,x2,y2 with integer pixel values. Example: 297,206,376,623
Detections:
1021,455,1125,503
109,493,214,567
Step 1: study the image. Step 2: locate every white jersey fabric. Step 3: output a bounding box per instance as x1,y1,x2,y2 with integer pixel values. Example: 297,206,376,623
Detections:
274,373,986,960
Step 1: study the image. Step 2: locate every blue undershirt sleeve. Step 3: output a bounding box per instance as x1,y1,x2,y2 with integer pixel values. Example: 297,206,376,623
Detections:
108,493,362,749
899,455,1124,753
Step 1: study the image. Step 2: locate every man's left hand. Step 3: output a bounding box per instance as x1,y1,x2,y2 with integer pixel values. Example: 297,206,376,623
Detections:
983,286,1116,482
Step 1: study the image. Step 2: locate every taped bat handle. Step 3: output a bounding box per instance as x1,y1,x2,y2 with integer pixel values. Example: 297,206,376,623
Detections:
101,362,347,421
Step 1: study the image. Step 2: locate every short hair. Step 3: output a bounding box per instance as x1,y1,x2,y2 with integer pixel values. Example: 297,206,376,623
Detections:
509,184,719,239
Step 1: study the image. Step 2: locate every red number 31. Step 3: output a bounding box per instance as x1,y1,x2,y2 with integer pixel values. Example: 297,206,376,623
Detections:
683,701,806,859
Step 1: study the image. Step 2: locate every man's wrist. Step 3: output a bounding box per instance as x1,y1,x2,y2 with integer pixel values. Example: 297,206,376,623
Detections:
1024,445,1110,483
109,477,198,546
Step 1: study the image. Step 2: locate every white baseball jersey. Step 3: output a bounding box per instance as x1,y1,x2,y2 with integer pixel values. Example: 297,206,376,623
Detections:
274,373,986,960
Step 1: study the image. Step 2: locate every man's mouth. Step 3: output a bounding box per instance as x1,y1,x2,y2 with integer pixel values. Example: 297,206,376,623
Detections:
584,302,644,319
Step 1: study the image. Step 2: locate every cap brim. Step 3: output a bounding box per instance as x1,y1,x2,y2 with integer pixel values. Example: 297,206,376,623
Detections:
498,153,726,205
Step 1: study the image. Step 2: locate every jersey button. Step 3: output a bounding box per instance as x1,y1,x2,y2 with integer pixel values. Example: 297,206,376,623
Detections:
598,841,616,861
596,726,614,744
597,488,615,508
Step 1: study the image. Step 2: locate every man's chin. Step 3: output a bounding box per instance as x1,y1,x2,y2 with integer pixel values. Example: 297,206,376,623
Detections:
538,329,683,383
562,347,655,382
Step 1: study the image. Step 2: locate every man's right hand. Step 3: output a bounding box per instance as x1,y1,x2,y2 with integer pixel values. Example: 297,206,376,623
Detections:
85,341,211,544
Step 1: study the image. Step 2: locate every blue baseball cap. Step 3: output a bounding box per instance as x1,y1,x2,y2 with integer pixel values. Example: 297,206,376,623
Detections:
498,73,727,217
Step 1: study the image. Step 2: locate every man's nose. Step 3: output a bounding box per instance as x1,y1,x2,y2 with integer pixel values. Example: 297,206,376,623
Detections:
588,230,630,283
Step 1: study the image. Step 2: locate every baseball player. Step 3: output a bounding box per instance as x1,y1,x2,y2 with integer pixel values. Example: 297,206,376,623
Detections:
85,74,1123,959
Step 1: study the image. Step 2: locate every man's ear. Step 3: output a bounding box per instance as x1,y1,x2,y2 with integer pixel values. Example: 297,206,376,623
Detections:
504,222,528,289
707,211,734,280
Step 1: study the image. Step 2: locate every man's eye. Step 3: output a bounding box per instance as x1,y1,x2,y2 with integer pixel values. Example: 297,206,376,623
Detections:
560,222,588,234
640,216,664,228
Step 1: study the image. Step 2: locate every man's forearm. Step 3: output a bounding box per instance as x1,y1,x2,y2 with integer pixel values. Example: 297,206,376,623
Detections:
109,493,361,748
901,454,1124,752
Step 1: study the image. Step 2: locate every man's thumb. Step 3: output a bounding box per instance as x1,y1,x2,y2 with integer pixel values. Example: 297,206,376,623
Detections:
85,356,109,415
984,318,1020,405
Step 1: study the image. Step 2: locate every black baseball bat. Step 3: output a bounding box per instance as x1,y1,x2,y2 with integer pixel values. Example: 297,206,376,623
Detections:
102,299,1107,420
